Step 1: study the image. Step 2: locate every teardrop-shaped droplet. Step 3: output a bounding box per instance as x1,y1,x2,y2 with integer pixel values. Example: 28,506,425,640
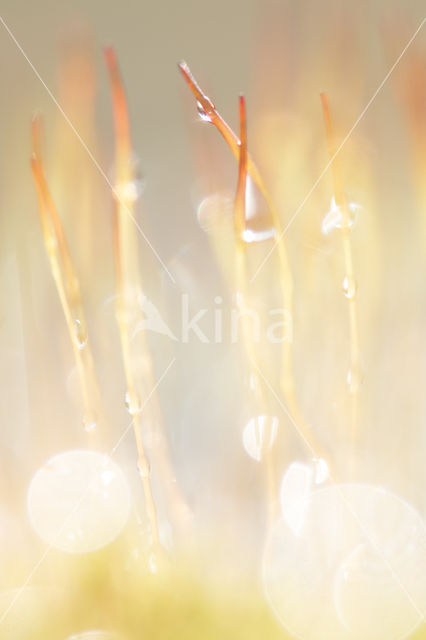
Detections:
242,415,279,461
115,178,144,203
125,390,143,416
196,101,212,123
73,318,88,349
83,409,97,433
137,457,151,479
112,153,145,203
241,226,276,243
312,457,330,484
197,193,233,233
241,178,276,244
322,196,361,235
342,276,357,300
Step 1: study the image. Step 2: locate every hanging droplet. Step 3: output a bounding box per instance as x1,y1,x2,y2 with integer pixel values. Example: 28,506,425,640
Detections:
241,226,276,243
241,177,276,243
73,318,87,349
197,193,233,233
321,196,361,235
346,366,364,393
342,276,357,300
82,409,97,433
196,100,212,123
115,178,144,203
137,457,151,479
113,154,145,203
242,415,279,462
125,390,143,416
312,457,330,484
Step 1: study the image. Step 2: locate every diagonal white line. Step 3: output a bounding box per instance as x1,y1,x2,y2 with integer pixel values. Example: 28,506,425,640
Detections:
0,356,176,627
0,14,176,285
251,357,425,623
251,17,425,282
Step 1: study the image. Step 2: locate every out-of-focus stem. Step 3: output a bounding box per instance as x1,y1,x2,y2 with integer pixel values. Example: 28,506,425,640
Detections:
105,48,191,549
30,118,102,441
112,205,162,553
321,93,361,447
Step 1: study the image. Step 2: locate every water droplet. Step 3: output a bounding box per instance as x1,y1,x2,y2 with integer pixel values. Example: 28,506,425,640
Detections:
346,367,364,393
242,415,279,461
125,390,143,416
83,410,97,433
312,457,329,484
241,178,276,243
322,196,361,235
112,153,145,203
73,319,87,349
196,101,212,123
342,276,357,299
241,226,276,243
197,193,233,233
137,458,151,479
115,178,144,203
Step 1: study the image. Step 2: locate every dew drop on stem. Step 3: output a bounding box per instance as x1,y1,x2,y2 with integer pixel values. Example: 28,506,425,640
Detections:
196,101,212,123
125,390,143,416
342,276,357,300
73,318,88,349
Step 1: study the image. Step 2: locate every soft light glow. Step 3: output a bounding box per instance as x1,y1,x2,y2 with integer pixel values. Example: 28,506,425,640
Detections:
279,462,313,536
263,483,426,640
27,450,131,554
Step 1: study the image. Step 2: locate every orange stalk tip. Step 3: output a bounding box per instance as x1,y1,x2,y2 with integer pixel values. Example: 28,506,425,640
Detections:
103,47,118,75
178,61,196,89
31,115,43,158
238,95,246,142
320,92,345,206
234,95,248,238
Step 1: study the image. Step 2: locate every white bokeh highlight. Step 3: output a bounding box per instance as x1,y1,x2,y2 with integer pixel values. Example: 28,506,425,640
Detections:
27,450,131,554
263,483,426,640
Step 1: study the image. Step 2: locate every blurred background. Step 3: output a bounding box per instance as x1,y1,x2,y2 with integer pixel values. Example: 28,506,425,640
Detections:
0,0,425,637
